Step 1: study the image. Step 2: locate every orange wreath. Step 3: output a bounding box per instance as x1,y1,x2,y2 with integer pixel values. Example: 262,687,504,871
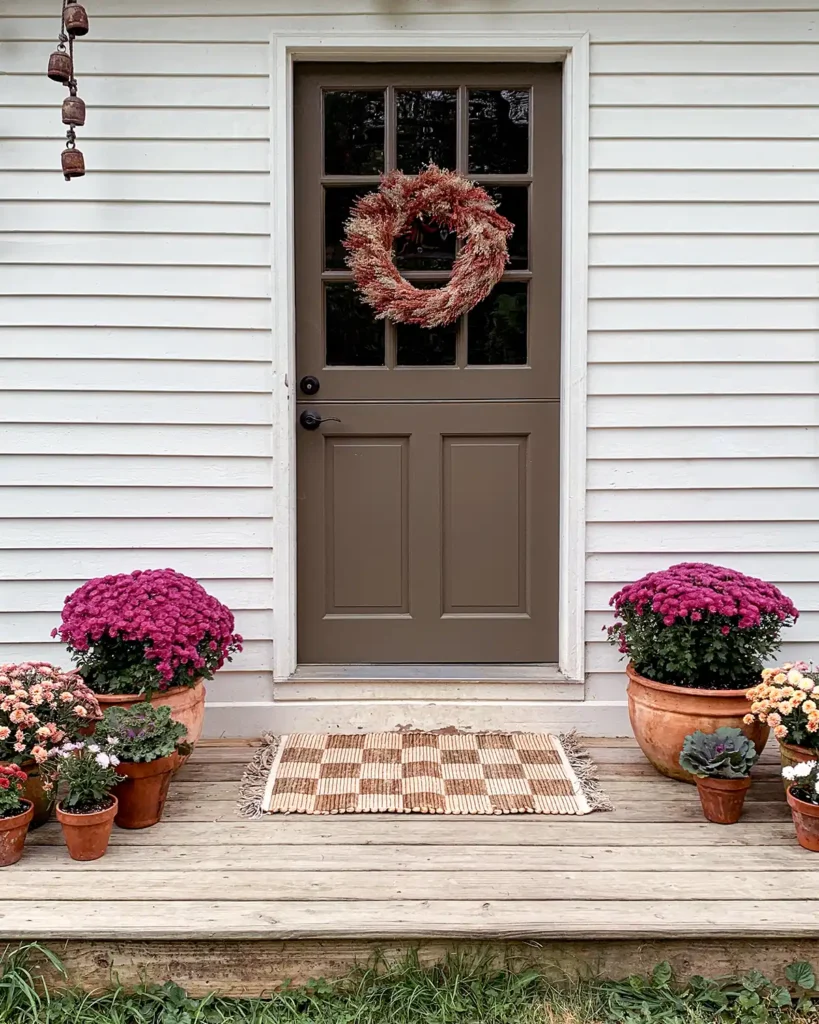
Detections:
343,165,513,328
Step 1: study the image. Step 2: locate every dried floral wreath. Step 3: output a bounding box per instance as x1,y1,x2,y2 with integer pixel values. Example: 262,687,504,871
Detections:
343,165,513,328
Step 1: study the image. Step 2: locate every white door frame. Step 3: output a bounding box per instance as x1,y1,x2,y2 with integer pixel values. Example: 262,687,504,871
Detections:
269,24,590,684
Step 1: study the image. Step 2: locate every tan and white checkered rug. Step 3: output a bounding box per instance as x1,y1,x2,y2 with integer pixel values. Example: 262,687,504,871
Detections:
241,732,610,816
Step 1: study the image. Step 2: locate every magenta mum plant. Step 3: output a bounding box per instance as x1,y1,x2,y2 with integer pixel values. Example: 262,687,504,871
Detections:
52,569,243,696
608,562,798,691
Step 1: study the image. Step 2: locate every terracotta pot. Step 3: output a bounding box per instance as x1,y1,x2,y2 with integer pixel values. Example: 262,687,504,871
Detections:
93,679,205,746
694,775,751,824
626,663,769,783
115,751,181,829
56,796,118,861
786,786,819,852
15,761,54,830
0,800,34,867
779,740,819,791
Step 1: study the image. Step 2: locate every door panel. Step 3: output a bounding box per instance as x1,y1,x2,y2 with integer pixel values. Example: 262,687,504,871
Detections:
295,63,562,665
442,436,528,615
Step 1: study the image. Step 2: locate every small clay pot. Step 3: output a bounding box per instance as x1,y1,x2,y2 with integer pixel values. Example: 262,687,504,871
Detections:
56,796,118,861
115,751,181,829
694,775,751,824
0,801,34,867
626,663,769,782
787,787,819,852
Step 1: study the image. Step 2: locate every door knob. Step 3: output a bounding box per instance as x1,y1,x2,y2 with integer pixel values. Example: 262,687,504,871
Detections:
300,410,340,431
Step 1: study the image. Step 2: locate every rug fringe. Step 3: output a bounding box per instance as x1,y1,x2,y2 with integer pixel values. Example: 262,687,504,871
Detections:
559,730,614,812
237,732,279,819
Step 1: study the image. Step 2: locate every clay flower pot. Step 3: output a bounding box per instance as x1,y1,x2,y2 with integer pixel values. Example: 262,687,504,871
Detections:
115,751,181,829
0,800,34,866
694,776,751,824
56,796,118,861
786,787,819,852
94,679,205,746
17,761,54,830
627,663,769,782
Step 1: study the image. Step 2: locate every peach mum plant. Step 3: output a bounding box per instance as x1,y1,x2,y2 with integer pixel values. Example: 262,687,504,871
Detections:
745,663,819,747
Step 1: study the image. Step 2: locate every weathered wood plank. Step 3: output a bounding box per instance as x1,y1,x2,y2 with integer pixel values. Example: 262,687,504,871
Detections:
26,819,799,847
18,843,810,872
30,938,819,998
7,870,817,902
165,777,787,801
2,899,818,939
153,799,791,824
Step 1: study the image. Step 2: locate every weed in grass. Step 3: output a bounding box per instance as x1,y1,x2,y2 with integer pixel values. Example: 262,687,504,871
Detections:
0,945,817,1024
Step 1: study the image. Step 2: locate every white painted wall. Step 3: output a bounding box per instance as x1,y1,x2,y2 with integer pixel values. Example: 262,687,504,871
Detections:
1,1,817,736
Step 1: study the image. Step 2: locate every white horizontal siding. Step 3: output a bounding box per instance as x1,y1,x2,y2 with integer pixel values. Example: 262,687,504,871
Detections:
1,1,818,724
0,14,273,688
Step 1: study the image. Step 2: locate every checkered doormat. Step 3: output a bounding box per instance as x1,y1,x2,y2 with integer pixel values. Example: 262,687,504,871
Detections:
239,732,611,816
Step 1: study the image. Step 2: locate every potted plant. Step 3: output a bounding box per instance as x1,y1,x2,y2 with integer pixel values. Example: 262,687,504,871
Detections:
0,764,34,866
42,739,120,861
52,569,243,745
608,562,796,781
783,760,819,851
0,662,101,828
101,703,189,829
679,727,758,824
745,663,819,782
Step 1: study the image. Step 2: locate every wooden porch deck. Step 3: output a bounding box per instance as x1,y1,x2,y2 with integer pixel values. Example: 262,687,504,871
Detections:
4,738,819,995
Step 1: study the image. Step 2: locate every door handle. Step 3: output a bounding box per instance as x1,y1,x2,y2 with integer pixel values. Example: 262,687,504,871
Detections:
300,410,341,431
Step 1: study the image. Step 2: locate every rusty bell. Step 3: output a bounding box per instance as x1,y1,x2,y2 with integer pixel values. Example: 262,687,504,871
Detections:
63,3,89,36
62,146,86,180
47,48,73,83
62,94,87,127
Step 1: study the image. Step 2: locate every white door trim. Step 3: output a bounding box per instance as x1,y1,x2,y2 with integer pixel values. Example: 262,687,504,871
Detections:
269,24,590,684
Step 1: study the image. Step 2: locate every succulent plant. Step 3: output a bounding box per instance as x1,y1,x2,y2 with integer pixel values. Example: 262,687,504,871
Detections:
679,727,758,779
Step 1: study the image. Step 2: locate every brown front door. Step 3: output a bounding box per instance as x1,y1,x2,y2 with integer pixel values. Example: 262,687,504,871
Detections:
295,63,562,664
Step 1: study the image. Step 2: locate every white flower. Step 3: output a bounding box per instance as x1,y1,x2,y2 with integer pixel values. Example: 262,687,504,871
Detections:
783,766,797,781
106,736,119,746
110,755,120,766
793,761,815,778
94,752,111,768
815,781,819,794
87,743,100,754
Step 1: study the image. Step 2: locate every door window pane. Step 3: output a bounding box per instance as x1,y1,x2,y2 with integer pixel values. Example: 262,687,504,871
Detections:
396,320,457,366
396,89,457,173
326,283,385,366
468,89,530,174
394,217,457,271
324,185,372,269
467,283,528,365
324,90,385,175
483,186,529,268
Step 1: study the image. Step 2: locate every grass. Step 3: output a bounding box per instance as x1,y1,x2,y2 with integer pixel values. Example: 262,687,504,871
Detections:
0,945,817,1024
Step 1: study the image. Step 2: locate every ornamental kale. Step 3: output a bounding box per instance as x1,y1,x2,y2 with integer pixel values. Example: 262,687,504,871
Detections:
679,727,758,779
42,739,121,813
783,760,819,806
0,764,28,818
101,703,188,764
608,562,797,690
52,569,243,696
0,662,101,766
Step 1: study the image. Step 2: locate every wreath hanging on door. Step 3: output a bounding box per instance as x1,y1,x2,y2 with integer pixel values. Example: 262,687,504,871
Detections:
343,165,513,329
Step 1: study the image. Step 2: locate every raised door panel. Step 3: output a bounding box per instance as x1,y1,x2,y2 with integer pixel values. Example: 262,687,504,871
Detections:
325,438,409,615
442,436,528,615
